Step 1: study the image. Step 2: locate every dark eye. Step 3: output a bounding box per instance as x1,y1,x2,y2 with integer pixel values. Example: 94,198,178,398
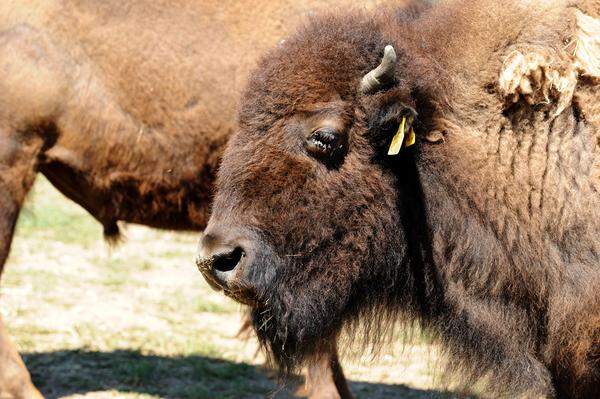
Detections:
308,128,337,153
306,127,347,168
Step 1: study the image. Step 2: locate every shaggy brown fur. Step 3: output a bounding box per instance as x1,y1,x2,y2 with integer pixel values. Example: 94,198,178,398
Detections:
0,1,407,397
198,0,600,397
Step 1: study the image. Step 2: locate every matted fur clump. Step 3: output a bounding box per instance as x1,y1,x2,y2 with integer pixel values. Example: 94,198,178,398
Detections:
199,0,600,397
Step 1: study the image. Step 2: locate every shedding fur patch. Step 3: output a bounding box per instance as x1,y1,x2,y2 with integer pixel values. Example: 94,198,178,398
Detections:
573,10,600,78
498,10,600,117
498,49,577,116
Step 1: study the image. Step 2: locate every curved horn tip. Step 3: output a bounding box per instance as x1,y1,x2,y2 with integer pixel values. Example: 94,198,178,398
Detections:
360,44,398,94
383,45,397,62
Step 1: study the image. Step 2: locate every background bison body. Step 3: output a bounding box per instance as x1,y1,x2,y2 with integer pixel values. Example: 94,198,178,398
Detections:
198,0,600,397
0,1,404,397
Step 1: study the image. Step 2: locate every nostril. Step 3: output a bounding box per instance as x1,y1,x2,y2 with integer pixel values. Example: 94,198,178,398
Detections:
213,247,245,273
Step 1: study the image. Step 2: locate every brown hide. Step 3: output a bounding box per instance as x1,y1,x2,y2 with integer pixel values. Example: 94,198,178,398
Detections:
0,0,393,235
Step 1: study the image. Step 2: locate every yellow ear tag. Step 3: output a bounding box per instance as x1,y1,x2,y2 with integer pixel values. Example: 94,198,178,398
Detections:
387,116,406,155
405,128,416,147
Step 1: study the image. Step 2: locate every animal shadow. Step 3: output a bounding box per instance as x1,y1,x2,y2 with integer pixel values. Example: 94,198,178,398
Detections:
24,349,462,398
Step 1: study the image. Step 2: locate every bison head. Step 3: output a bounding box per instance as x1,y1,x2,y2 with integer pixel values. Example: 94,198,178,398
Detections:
196,13,436,370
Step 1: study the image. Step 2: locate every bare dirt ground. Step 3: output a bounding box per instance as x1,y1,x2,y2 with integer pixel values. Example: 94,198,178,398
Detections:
2,177,464,398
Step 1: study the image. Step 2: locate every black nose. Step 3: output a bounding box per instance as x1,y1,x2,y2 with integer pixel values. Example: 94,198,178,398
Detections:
196,232,246,289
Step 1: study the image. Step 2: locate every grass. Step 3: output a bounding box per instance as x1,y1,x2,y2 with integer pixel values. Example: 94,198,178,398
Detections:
16,181,102,247
1,177,462,398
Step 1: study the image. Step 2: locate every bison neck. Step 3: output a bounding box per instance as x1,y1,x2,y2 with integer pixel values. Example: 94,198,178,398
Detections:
402,104,600,324
421,108,600,357
382,103,599,396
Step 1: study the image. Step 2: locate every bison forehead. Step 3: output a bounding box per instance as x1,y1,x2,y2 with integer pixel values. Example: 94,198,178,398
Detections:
238,12,389,131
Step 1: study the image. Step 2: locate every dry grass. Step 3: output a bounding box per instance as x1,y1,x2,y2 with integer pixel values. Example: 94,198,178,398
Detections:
1,177,463,398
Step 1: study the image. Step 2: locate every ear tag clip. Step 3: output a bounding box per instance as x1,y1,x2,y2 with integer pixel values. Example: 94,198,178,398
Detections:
405,128,416,147
387,116,406,155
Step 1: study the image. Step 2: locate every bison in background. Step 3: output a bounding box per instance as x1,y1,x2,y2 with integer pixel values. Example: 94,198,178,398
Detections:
196,0,600,397
0,0,407,397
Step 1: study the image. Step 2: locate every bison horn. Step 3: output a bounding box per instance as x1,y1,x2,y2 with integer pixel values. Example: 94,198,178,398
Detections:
360,45,398,94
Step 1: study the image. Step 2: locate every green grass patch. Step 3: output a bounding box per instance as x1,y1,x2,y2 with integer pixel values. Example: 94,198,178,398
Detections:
16,177,102,246
194,298,236,314
25,350,277,399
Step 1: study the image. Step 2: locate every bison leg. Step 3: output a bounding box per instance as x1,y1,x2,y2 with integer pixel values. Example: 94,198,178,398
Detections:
0,24,66,399
305,345,353,399
0,319,42,399
0,132,44,398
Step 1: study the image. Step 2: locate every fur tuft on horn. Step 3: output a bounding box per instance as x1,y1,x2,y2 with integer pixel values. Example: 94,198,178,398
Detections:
360,45,398,94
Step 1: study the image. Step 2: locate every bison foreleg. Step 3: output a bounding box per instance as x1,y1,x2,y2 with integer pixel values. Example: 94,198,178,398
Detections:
304,344,353,399
0,24,70,399
0,319,43,399
0,132,43,399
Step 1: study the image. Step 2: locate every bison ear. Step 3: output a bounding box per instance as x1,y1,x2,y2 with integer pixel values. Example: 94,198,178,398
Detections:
360,45,398,94
386,113,416,155
360,45,418,155
367,101,418,156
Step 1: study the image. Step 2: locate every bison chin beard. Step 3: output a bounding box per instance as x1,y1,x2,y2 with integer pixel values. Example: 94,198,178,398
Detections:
250,268,349,373
251,307,339,374
249,240,408,374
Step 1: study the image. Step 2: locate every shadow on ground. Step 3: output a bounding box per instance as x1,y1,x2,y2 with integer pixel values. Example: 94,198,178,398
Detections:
24,350,459,399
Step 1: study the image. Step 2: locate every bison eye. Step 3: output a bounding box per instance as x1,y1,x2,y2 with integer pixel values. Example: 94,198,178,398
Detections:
306,127,347,168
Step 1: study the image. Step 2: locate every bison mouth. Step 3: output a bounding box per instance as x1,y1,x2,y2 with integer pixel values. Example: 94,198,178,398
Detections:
222,285,259,307
198,268,259,306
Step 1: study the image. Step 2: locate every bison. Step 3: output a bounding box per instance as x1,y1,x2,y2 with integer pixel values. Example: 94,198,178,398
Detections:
0,0,403,397
196,0,600,397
